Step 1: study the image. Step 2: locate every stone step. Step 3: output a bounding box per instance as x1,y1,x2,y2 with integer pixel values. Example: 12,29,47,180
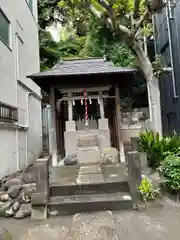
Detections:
77,148,101,164
48,192,133,216
70,211,118,240
50,181,130,197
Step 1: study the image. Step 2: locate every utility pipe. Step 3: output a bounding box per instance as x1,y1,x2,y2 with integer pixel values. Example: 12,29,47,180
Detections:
165,1,178,98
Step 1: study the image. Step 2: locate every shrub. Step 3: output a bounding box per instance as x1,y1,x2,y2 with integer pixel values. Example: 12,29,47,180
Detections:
138,177,160,204
138,130,164,168
158,153,180,193
138,130,180,169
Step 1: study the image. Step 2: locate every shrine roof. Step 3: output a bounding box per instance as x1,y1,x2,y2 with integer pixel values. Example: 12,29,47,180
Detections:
28,58,136,80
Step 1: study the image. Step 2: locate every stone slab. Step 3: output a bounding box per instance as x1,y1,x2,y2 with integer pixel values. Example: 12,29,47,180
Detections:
101,148,119,164
131,137,139,151
70,211,118,240
139,152,148,170
77,149,101,164
77,134,99,148
31,206,47,220
127,151,141,203
79,166,102,175
76,173,104,184
49,192,132,205
65,121,76,132
31,193,47,205
98,118,109,129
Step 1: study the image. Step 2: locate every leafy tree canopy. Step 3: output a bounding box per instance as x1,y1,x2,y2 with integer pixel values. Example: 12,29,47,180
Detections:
38,0,165,107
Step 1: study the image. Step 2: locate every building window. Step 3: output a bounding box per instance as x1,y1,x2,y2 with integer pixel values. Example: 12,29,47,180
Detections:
0,9,10,46
26,0,33,12
0,102,18,123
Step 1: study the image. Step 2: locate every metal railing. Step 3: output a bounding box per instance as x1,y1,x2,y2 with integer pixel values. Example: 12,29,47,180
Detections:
0,101,18,123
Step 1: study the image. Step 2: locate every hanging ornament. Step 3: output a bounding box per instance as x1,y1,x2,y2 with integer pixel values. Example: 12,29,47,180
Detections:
81,98,83,105
98,97,100,104
89,97,92,105
83,88,88,126
72,100,75,106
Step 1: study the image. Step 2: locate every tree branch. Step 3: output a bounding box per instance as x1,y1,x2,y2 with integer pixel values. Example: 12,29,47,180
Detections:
118,25,131,37
89,4,102,19
88,2,131,38
96,0,109,10
131,9,149,38
133,0,141,18
96,0,117,30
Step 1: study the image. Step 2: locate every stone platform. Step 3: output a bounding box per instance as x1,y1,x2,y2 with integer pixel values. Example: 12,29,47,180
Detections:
31,150,142,219
48,164,132,216
50,164,128,186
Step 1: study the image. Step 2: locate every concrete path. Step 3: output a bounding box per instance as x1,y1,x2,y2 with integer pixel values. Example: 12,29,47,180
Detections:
70,211,118,240
1,197,180,240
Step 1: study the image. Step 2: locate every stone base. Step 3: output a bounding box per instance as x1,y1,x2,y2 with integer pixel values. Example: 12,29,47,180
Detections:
77,148,101,164
65,121,76,131
76,173,104,184
31,205,47,220
79,165,102,174
101,147,119,164
139,152,148,170
98,118,109,129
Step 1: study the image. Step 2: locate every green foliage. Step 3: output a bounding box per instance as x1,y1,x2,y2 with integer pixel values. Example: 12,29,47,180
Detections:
152,55,167,78
38,0,67,29
39,30,61,71
107,43,136,67
138,130,180,169
138,177,160,203
138,130,163,168
37,0,149,108
79,17,136,67
158,153,180,193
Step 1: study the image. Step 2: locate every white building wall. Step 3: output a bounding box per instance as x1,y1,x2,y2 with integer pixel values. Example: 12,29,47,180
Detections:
0,0,42,177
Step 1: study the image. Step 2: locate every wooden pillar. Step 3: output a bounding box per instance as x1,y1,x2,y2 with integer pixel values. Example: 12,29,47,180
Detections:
59,122,62,154
50,86,57,166
115,84,125,162
99,91,105,119
56,114,60,154
68,93,73,121
58,101,64,156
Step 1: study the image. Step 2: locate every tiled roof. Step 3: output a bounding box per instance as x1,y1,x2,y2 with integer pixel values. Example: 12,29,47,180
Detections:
28,58,136,79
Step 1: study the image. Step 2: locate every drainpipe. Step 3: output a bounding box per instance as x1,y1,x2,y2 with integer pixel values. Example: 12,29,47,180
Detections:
15,126,19,170
165,1,178,98
15,33,19,171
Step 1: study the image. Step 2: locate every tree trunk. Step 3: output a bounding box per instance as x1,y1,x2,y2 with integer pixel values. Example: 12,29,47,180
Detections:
131,40,162,136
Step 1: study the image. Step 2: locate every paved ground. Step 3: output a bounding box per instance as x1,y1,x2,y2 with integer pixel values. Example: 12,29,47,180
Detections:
114,197,180,240
1,197,180,240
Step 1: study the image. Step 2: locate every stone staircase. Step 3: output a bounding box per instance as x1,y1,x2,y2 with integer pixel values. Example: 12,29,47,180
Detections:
31,136,143,220
48,164,133,216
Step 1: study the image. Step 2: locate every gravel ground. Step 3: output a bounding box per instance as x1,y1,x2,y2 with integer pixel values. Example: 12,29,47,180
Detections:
1,197,180,240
